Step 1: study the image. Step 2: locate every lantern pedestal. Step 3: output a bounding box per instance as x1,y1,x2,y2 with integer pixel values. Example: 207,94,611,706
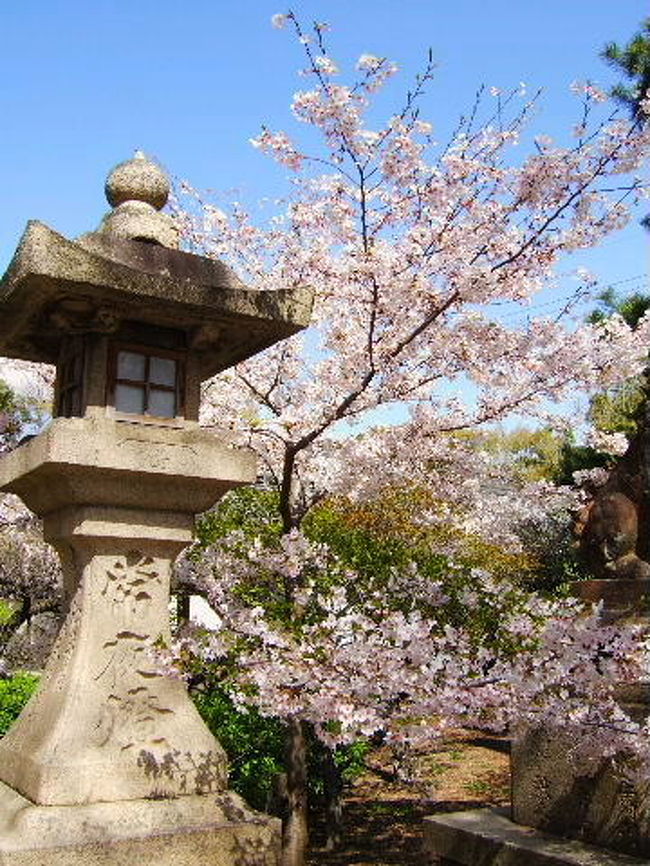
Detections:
0,784,280,866
0,417,280,864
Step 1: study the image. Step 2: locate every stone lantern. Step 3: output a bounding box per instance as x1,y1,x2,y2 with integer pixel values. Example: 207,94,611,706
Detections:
0,154,311,864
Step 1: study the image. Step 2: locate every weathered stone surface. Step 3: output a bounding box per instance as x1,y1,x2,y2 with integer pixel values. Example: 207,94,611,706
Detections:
99,152,178,247
99,199,180,248
0,416,256,806
509,574,650,860
105,152,171,210
0,415,255,516
0,153,302,864
576,403,650,581
571,577,650,622
0,220,312,377
423,809,647,865
511,725,650,860
0,782,281,865
0,542,230,805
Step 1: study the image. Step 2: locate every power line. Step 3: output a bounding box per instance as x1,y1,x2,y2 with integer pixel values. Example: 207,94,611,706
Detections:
492,273,648,326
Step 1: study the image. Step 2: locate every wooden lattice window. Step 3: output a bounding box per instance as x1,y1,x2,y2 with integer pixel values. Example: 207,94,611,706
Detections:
110,344,184,418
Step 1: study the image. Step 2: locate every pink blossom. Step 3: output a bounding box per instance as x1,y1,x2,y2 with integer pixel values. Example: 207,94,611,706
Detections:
167,18,650,770
271,13,288,29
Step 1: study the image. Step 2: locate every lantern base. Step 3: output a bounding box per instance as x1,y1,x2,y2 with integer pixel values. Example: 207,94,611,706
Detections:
0,781,280,865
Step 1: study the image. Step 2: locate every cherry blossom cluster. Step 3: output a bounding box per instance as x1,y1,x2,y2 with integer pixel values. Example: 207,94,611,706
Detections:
177,529,650,773
585,428,629,456
177,16,649,534
170,15,650,775
0,520,62,632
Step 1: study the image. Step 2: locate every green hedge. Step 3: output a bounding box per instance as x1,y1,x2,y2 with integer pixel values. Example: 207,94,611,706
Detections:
0,673,40,737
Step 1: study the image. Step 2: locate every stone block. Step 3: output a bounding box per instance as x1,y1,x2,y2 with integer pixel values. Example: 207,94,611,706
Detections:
0,782,281,865
570,579,650,622
0,415,256,515
505,578,650,859
0,219,312,378
511,727,650,859
423,808,647,865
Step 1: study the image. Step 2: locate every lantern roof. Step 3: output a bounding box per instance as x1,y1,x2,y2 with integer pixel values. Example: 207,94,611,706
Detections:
0,154,312,379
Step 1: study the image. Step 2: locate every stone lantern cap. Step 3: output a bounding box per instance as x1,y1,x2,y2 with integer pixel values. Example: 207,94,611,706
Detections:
0,154,312,380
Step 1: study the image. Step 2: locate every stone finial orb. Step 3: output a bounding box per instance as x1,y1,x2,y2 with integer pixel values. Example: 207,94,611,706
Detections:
96,151,179,248
105,151,170,211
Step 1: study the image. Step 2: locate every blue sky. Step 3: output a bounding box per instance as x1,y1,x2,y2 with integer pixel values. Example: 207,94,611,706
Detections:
1,0,647,301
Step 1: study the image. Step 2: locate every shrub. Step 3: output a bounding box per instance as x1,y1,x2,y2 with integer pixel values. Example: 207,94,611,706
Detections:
193,684,286,810
193,682,369,810
0,672,39,737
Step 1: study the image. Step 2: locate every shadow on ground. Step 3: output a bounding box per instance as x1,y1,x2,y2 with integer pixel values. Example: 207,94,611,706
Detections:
308,798,490,865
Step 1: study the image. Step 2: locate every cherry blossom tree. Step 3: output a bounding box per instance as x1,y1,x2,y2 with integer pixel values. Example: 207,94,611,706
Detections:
177,516,649,862
0,363,49,455
178,15,649,532
171,14,650,862
0,516,62,668
0,366,59,668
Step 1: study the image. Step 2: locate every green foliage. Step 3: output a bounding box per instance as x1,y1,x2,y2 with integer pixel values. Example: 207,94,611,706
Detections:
465,779,491,796
0,600,19,627
601,17,650,230
0,381,16,415
198,487,283,549
305,491,450,598
192,682,368,809
588,288,650,329
196,488,295,623
0,380,28,446
601,18,650,118
513,511,588,592
307,733,372,802
305,495,559,651
587,289,650,436
551,439,611,487
588,379,647,437
0,673,40,737
330,738,371,784
0,378,47,449
0,379,35,425
199,482,575,645
479,426,565,483
193,683,286,810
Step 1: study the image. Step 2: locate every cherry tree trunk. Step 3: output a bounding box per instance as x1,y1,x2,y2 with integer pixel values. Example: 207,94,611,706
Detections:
322,746,344,851
281,719,310,866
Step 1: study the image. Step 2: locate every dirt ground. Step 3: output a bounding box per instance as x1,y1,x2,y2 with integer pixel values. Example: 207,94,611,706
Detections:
308,730,510,865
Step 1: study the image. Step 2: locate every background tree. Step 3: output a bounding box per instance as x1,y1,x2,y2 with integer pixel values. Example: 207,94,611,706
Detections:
601,18,650,119
587,287,650,437
0,380,35,454
0,519,62,669
601,18,650,229
0,369,59,667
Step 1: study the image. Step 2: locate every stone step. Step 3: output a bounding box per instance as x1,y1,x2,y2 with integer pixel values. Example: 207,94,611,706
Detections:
423,808,648,865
